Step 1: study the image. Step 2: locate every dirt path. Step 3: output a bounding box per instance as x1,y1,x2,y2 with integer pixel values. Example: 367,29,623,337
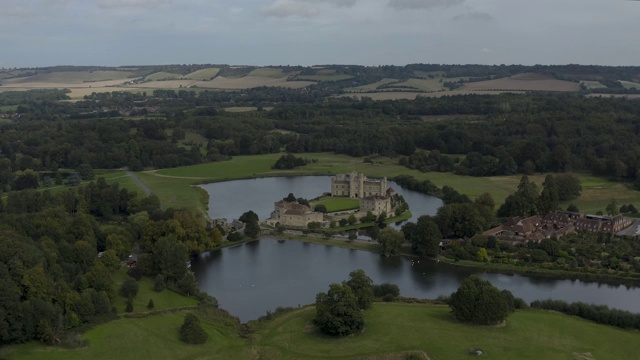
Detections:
126,171,153,196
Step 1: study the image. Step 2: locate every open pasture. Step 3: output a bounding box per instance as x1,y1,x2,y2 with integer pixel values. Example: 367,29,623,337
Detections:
138,152,640,215
462,73,580,92
248,67,289,78
5,302,639,360
346,78,400,92
580,80,607,89
184,68,220,80
145,72,184,81
620,80,640,90
253,304,640,360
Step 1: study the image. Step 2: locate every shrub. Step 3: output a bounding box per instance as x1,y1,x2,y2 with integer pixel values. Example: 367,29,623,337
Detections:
125,297,133,313
120,276,139,298
373,283,400,298
154,274,166,292
180,313,208,344
147,299,155,310
449,275,514,325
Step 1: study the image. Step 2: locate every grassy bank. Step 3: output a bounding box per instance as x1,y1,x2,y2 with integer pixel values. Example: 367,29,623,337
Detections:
8,302,637,359
252,303,640,359
135,152,640,215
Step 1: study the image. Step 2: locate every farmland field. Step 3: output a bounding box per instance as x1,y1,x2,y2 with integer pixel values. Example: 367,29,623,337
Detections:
620,80,640,89
580,80,607,89
184,68,220,80
144,72,184,81
345,78,399,92
294,74,353,81
462,73,580,92
1,70,137,84
248,67,290,78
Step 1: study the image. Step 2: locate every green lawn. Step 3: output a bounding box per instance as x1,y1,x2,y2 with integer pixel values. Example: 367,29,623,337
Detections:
2,310,251,360
312,196,360,212
136,152,640,216
112,268,198,313
6,303,638,360
253,303,640,360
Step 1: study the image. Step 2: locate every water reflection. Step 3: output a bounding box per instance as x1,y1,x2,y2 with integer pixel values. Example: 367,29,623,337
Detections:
193,238,640,322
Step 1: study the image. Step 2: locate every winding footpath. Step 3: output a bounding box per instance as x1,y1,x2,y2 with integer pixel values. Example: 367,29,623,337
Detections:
126,170,153,196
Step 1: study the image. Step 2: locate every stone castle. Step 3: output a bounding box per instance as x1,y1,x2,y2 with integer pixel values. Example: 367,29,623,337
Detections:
266,173,397,229
331,172,387,198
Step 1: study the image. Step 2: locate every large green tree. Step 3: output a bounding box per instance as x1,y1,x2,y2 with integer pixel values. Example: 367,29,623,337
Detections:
449,275,514,325
344,269,374,310
315,283,364,336
377,227,404,257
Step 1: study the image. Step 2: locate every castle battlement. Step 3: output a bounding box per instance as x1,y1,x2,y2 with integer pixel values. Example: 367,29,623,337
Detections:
331,172,387,199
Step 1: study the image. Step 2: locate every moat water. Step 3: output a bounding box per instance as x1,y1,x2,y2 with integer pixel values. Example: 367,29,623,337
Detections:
196,176,640,322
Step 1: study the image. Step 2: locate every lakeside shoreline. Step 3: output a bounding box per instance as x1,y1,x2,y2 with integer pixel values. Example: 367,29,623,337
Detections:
213,234,640,287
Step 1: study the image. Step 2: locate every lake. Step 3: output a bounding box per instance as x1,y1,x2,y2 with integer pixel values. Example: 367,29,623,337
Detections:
196,176,640,322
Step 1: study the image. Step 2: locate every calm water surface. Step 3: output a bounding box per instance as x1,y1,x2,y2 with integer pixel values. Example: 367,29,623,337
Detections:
196,177,640,322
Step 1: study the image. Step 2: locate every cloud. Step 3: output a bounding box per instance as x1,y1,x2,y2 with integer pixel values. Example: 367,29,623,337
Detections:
452,12,493,22
312,0,359,7
388,0,465,10
96,0,171,9
260,0,319,18
480,47,491,53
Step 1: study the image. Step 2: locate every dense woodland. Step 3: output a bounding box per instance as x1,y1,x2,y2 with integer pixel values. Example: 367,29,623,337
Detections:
3,90,640,188
0,179,220,345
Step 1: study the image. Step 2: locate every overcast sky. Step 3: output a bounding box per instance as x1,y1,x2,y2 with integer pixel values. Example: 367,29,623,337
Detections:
2,0,639,68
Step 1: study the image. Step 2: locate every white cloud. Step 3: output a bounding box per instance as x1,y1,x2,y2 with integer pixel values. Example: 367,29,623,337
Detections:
481,47,491,53
388,0,465,10
96,0,172,9
311,0,359,7
260,0,319,18
452,12,493,22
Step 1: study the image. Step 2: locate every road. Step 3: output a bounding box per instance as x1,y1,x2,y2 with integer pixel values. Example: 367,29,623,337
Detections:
126,170,153,196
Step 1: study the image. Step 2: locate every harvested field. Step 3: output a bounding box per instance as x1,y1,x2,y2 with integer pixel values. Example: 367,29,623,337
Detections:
462,73,580,92
1,70,137,84
122,76,313,90
184,68,220,80
203,76,314,89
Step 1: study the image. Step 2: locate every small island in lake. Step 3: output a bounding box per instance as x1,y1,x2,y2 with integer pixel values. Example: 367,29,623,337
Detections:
264,172,408,229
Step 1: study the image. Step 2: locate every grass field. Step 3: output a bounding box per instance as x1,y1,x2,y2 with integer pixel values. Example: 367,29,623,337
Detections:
0,105,18,112
112,268,198,313
311,196,360,212
252,304,640,360
581,80,607,89
145,72,184,81
620,81,640,90
294,74,353,82
5,303,639,360
137,152,640,215
248,67,289,78
346,78,399,92
184,68,220,81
